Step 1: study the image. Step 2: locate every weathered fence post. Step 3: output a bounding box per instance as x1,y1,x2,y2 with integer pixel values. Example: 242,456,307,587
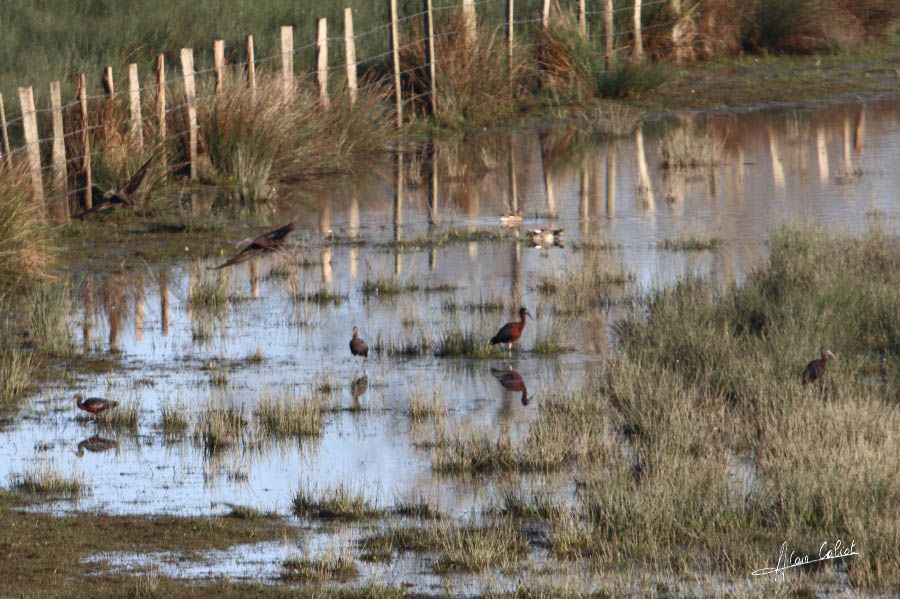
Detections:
155,55,166,141
390,0,402,127
316,18,330,109
18,86,44,203
102,67,116,98
507,0,515,72
578,0,587,37
281,26,294,101
508,136,518,215
633,0,644,63
50,81,67,194
128,63,144,150
214,40,226,93
816,127,829,185
462,0,477,46
77,73,92,209
604,0,615,67
0,93,10,169
605,151,615,216
542,0,551,28
180,48,198,180
424,0,437,113
245,35,257,97
344,9,358,106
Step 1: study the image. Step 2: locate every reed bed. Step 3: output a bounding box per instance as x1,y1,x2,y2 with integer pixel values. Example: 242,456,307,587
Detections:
255,389,325,438
292,482,384,521
11,464,85,498
281,546,358,582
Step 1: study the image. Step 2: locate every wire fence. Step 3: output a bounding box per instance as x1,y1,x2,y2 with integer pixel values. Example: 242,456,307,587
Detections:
0,0,685,210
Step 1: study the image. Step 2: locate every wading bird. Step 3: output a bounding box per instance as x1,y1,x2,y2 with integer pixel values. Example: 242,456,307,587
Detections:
74,394,118,418
75,153,156,219
490,307,533,351
75,435,118,457
350,326,368,366
211,216,301,270
802,347,837,385
490,364,530,405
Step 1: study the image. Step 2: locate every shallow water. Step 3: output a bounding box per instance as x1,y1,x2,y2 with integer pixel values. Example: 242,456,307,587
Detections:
3,99,899,588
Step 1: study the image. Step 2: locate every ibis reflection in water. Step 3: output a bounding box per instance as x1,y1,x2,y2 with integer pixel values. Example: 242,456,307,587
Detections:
491,364,530,406
350,375,368,407
75,435,118,457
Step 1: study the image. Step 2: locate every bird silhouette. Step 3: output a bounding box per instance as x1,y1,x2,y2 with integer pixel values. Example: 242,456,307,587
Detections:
802,347,837,385
210,216,300,270
75,394,118,418
350,326,368,367
75,153,157,219
490,307,533,351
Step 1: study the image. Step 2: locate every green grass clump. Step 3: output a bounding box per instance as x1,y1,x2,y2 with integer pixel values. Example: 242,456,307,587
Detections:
27,281,74,357
436,324,505,359
659,126,725,169
0,346,33,405
659,233,725,251
192,402,248,455
433,522,528,573
160,402,189,433
361,275,418,297
12,465,85,498
407,387,447,420
292,285,347,305
255,390,324,438
96,399,140,430
281,549,358,582
496,489,566,521
292,483,384,521
536,252,634,314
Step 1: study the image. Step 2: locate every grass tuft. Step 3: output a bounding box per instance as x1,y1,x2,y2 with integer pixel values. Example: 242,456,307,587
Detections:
659,233,724,251
292,483,384,521
255,390,325,438
12,465,84,498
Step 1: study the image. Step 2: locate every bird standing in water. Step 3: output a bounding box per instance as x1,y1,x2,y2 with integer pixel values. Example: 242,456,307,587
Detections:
211,216,301,270
74,394,118,418
490,307,533,351
802,347,837,385
350,326,368,368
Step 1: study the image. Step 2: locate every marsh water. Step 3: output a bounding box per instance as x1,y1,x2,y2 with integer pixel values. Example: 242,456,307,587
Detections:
3,99,899,590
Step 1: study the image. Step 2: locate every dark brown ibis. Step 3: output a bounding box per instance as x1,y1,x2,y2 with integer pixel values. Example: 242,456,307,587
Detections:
490,307,533,350
75,394,118,418
75,153,157,219
802,347,837,385
490,365,529,405
75,435,118,457
211,216,301,270
350,326,368,365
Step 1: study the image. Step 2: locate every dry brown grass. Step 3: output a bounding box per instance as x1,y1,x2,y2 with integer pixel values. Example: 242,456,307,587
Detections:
0,163,55,292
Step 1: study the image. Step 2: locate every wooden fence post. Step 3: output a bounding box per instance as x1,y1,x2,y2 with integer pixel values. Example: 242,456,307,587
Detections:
128,63,144,150
245,35,257,97
214,40,226,93
390,0,402,127
424,0,437,113
542,0,550,28
180,48,198,180
633,0,644,63
578,0,587,37
50,81,67,194
0,93,10,169
344,9,357,106
316,18,329,109
462,0,477,46
77,74,92,209
604,0,614,67
102,67,116,98
281,26,294,101
18,86,44,203
507,0,514,71
155,55,166,141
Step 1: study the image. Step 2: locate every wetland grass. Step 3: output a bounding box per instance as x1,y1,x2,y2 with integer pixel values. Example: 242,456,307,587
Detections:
255,390,325,438
496,489,566,521
292,483,384,521
0,347,32,404
0,164,55,293
189,269,229,312
193,402,249,455
433,522,529,573
160,402,189,434
28,281,74,356
11,465,85,498
659,233,725,251
292,285,347,306
281,548,358,583
96,398,139,430
659,126,726,169
436,323,506,359
407,387,448,421
536,252,634,314
533,317,567,355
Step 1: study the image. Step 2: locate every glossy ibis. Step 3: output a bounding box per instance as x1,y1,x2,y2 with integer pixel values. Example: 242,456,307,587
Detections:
490,365,529,405
490,307,533,351
75,394,118,418
75,153,157,219
75,435,118,457
350,326,368,365
802,347,837,385
211,216,301,270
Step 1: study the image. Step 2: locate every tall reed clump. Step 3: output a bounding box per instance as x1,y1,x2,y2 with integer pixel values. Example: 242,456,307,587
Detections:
195,75,394,201
536,10,666,103
12,464,85,498
28,281,74,356
255,389,325,438
401,12,531,128
0,164,55,293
